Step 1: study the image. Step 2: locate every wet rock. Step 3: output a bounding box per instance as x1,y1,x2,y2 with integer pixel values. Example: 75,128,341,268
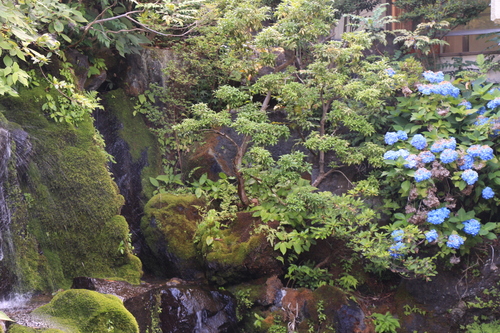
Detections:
160,286,237,333
72,277,237,333
334,301,369,333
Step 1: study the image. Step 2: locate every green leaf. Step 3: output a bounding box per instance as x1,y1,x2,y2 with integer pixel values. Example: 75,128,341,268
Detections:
0,310,13,322
401,180,410,194
54,20,64,33
60,33,72,43
3,55,12,67
206,236,214,246
156,175,172,183
149,177,159,187
138,94,146,104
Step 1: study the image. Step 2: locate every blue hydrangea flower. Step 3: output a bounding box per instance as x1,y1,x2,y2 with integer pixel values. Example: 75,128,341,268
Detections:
437,82,460,98
422,71,444,83
417,84,433,95
467,145,482,158
465,145,493,161
440,149,459,164
425,229,439,243
427,207,450,225
446,234,465,249
404,154,419,169
479,145,494,161
482,187,495,199
431,138,456,153
461,169,479,185
474,115,490,126
487,97,500,109
418,151,435,163
389,242,405,258
443,137,457,150
420,81,459,98
410,134,427,150
383,150,399,160
463,219,481,236
384,132,399,145
397,149,410,159
477,106,487,115
391,229,404,242
458,154,474,170
396,130,408,141
458,100,472,109
386,68,396,77
414,168,432,182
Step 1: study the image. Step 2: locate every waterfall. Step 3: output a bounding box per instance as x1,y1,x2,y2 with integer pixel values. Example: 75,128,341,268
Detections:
0,128,12,262
0,125,32,295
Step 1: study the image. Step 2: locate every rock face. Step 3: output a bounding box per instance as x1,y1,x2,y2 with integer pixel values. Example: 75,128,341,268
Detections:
159,286,237,333
0,84,143,294
393,244,500,332
72,277,238,333
141,193,205,279
94,89,162,274
124,48,175,96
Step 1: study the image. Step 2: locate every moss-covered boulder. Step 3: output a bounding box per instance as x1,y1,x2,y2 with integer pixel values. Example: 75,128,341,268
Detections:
15,289,139,333
197,212,283,285
141,193,204,279
0,83,142,293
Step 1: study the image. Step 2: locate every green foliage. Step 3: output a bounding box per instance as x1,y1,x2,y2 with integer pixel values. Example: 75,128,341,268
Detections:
462,319,500,333
371,312,401,333
134,84,188,172
41,65,103,125
403,304,426,316
346,4,399,46
394,0,489,28
0,0,85,96
333,0,381,18
234,288,254,321
466,281,500,315
285,262,333,290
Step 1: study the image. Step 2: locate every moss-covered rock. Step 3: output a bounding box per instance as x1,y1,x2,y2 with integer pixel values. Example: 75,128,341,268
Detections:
197,212,283,285
27,289,139,333
0,83,142,292
141,193,204,278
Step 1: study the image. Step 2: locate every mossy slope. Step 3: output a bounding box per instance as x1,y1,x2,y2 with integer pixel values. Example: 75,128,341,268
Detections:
0,84,142,292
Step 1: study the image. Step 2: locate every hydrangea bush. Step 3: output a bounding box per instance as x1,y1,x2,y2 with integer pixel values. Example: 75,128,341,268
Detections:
380,71,500,278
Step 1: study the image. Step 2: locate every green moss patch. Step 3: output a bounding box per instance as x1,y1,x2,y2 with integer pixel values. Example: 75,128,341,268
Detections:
0,84,142,292
31,289,139,333
141,193,203,276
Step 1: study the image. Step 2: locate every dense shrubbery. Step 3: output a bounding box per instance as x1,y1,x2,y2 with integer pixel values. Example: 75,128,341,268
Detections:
380,71,500,278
